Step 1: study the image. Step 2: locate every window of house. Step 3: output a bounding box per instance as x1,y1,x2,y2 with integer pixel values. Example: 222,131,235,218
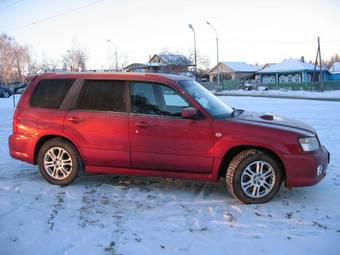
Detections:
279,75,286,83
30,79,74,109
130,82,189,117
288,75,293,83
294,75,301,83
76,80,128,112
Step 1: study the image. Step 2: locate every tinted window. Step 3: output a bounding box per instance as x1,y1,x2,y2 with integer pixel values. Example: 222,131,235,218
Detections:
131,82,189,117
76,80,128,112
30,79,74,109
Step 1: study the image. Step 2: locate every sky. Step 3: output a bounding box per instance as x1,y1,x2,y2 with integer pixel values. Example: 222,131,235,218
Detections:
1,0,340,69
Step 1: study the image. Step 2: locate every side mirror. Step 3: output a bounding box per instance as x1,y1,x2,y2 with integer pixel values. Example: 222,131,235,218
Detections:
181,107,198,119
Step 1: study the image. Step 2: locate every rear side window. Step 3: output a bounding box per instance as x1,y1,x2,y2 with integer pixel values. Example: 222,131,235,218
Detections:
76,80,128,112
30,79,74,109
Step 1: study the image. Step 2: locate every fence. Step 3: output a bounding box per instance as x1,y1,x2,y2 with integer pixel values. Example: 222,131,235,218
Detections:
218,80,340,91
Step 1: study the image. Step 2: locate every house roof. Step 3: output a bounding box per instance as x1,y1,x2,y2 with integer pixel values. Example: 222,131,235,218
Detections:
258,59,321,73
330,62,340,74
222,62,257,72
158,54,192,66
123,63,147,70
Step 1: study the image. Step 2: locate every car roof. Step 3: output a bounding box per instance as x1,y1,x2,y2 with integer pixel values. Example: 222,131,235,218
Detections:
36,72,192,83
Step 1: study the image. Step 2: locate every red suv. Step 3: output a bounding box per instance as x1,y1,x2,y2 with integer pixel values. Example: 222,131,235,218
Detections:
9,73,330,203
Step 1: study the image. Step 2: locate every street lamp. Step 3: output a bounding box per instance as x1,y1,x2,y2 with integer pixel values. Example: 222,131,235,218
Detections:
66,50,73,72
188,24,197,81
206,21,221,91
106,39,118,71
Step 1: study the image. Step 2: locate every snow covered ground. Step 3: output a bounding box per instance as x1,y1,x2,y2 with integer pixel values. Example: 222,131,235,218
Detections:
0,95,340,255
217,89,340,99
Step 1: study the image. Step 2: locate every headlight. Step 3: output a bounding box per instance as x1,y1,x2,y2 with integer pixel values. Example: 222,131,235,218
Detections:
298,137,320,152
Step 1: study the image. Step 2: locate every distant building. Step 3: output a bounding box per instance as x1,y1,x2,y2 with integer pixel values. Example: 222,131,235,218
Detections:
124,53,193,76
123,63,147,73
258,58,328,84
209,62,257,82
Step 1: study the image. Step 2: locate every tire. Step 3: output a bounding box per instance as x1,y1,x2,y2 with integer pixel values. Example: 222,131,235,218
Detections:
38,138,83,186
226,149,282,204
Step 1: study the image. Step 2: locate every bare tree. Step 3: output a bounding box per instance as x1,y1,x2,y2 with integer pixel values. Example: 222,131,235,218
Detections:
324,53,340,68
0,33,37,85
186,49,211,75
13,45,30,83
0,34,16,85
63,46,88,72
25,47,42,75
107,51,130,71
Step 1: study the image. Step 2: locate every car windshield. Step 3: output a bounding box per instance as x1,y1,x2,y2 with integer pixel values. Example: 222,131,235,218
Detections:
178,80,234,118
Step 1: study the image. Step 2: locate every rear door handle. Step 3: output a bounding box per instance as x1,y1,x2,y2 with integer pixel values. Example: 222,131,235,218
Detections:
67,116,86,124
135,121,153,128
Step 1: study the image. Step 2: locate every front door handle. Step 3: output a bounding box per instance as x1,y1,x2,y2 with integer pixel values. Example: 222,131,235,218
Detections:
135,121,153,128
67,116,86,124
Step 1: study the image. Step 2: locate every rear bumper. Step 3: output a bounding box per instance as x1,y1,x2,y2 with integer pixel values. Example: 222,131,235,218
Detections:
283,146,329,188
9,134,35,164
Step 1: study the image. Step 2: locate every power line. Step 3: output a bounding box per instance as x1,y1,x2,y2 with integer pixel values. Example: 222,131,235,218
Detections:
2,0,105,31
0,0,11,5
219,38,340,44
0,0,24,12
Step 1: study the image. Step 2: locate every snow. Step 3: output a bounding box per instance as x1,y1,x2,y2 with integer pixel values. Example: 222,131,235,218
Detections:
330,62,340,74
222,61,258,72
1,95,340,255
258,59,320,73
158,54,192,66
217,89,340,99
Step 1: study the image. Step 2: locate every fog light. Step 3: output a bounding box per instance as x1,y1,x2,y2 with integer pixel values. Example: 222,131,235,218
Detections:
317,165,323,176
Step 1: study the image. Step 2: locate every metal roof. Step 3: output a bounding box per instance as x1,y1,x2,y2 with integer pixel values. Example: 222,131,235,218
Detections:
258,59,321,73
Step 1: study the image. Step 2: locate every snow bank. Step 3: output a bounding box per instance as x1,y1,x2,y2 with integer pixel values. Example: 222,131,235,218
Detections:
217,89,340,99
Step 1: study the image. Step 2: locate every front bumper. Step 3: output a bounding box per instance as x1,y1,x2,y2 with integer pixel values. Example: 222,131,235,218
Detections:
283,146,329,188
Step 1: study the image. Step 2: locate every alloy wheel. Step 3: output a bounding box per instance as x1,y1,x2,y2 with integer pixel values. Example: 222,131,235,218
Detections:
43,147,73,180
240,160,276,198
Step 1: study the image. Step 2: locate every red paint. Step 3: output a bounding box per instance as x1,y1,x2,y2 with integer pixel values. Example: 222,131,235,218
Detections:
9,72,329,188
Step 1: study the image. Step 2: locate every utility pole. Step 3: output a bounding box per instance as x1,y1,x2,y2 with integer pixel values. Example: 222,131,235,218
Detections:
106,39,118,71
188,24,198,81
312,36,323,91
206,21,221,91
318,37,323,92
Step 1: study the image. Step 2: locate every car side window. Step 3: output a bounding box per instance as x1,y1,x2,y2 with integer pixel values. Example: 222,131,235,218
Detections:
130,82,190,117
75,80,128,112
30,79,74,109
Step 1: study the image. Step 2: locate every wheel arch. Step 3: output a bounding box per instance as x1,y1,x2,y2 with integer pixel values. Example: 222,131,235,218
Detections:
218,145,286,181
33,135,82,165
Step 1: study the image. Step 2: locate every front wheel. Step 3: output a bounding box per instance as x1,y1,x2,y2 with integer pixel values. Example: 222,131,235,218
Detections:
226,150,282,204
38,138,82,185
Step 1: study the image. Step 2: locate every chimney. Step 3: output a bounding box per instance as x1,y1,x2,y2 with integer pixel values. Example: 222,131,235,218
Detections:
301,56,305,63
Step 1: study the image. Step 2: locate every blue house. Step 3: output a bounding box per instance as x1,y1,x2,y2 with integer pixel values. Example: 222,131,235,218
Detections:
258,59,328,84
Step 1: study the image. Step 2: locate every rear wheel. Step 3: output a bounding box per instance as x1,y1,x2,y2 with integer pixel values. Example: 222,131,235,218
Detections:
38,138,82,185
226,149,282,204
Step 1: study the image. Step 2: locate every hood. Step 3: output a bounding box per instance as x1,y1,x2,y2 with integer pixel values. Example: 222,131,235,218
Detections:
234,110,316,135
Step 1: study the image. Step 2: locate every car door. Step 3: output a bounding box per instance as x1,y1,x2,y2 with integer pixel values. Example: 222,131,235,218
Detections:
129,81,214,173
64,79,130,168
